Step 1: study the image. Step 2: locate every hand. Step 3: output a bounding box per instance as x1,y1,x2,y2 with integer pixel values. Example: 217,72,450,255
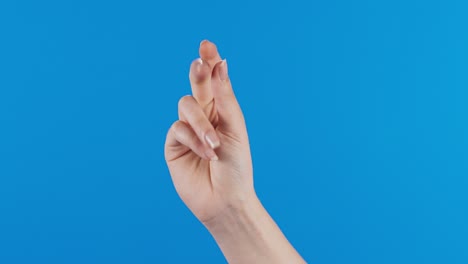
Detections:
164,40,254,223
165,40,305,263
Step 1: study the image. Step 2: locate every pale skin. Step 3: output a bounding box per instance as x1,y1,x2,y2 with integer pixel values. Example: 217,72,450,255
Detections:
164,40,306,263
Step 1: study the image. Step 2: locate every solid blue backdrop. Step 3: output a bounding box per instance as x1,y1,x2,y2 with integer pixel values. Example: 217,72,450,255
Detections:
0,0,467,263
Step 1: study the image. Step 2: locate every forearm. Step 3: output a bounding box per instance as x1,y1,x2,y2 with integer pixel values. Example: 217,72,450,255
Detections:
204,193,306,264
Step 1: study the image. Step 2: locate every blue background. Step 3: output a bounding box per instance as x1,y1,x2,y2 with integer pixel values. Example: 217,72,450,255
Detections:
0,0,467,263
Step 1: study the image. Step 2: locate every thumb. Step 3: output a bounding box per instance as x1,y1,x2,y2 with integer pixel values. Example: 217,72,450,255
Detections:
211,60,246,138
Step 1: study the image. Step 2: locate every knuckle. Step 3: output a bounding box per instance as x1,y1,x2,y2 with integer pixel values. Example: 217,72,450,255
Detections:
178,95,193,109
170,121,184,135
169,121,179,134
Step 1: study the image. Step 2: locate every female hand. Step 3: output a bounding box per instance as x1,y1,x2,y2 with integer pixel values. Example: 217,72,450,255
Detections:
164,40,254,223
164,40,305,264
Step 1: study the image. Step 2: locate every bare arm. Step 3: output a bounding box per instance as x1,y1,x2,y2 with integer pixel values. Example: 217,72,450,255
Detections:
205,194,305,263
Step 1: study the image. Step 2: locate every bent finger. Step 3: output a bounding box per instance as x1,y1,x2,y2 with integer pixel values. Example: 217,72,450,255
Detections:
178,95,221,149
167,120,218,161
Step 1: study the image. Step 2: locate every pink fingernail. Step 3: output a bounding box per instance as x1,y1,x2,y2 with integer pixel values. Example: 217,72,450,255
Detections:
219,59,228,81
195,58,203,72
205,131,220,149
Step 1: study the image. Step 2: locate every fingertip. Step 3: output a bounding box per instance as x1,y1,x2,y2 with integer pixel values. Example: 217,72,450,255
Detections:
199,39,209,48
199,39,220,61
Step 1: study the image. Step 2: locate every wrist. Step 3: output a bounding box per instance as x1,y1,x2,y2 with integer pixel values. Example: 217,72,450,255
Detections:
202,191,263,233
202,191,306,264
202,192,275,263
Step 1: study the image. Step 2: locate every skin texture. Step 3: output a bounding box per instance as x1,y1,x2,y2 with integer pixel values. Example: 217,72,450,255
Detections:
164,40,305,263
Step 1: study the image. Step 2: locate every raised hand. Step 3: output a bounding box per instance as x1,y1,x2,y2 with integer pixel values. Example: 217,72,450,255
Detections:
164,40,254,223
164,40,305,264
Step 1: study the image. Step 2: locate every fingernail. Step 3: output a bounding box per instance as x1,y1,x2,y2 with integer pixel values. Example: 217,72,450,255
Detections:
205,148,219,161
195,58,203,73
219,59,228,81
205,131,220,149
